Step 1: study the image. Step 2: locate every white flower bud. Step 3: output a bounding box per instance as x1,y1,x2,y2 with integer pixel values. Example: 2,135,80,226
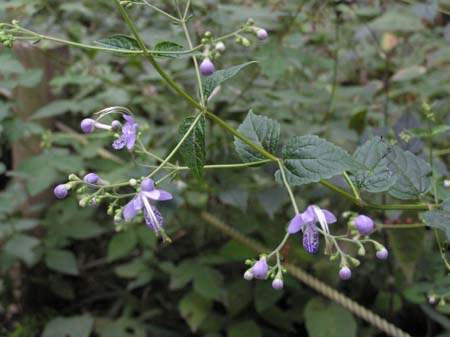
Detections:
215,42,226,52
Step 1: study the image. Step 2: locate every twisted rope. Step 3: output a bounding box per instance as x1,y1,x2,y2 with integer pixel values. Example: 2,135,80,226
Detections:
200,211,413,337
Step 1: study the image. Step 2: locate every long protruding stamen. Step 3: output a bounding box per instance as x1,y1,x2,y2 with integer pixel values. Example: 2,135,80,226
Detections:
312,205,332,253
141,194,161,231
94,122,112,130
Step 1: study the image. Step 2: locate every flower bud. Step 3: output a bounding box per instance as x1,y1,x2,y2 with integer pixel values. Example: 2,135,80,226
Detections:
204,31,211,38
83,173,99,184
215,41,226,52
111,120,121,130
53,184,68,199
243,270,253,281
80,118,96,134
129,178,137,186
256,28,268,40
353,215,374,236
200,58,215,76
444,180,450,188
79,198,88,208
272,278,284,290
241,37,251,47
68,174,80,181
376,247,389,260
339,266,352,280
252,256,269,279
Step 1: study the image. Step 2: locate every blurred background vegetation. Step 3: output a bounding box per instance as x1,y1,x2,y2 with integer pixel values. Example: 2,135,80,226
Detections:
1,0,450,336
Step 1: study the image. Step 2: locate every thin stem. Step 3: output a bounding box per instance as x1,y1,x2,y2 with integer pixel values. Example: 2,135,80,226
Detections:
267,232,290,259
343,171,361,201
155,169,179,185
140,0,181,22
148,113,203,178
434,229,450,271
136,138,176,167
180,8,206,105
277,160,299,214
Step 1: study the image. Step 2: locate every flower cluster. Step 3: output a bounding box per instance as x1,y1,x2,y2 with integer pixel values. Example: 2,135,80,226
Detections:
199,20,268,76
243,205,389,287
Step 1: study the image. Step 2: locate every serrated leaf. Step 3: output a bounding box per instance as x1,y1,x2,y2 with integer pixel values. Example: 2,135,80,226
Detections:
107,230,137,262
202,61,257,99
351,137,396,193
387,146,431,200
304,298,357,337
95,34,140,51
280,135,359,186
234,111,280,162
45,249,79,276
420,209,450,240
178,115,206,179
153,41,198,59
42,315,94,337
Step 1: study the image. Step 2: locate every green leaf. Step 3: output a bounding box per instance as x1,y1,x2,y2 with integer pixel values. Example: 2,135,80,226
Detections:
114,258,149,279
153,41,196,59
178,292,212,332
107,230,138,262
280,135,359,186
234,111,280,162
227,320,262,337
42,315,94,337
254,281,283,313
4,234,40,266
202,61,257,99
17,68,43,88
178,115,206,179
369,11,424,32
192,266,224,301
391,66,426,82
387,146,431,200
96,318,145,337
420,208,450,240
351,137,396,193
62,221,105,240
225,280,252,316
387,228,424,282
31,99,73,119
304,298,357,337
95,34,140,51
45,249,79,276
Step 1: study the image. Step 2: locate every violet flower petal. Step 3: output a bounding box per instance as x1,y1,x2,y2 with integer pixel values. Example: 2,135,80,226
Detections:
303,224,319,254
287,214,305,234
143,190,173,201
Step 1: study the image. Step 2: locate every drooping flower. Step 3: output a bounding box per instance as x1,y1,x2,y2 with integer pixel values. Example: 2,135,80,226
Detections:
272,278,284,290
339,266,352,280
353,214,374,236
200,58,215,76
54,184,68,199
112,114,139,150
122,178,172,232
83,173,99,184
376,247,389,260
80,118,113,134
287,205,336,254
243,270,253,281
252,256,269,279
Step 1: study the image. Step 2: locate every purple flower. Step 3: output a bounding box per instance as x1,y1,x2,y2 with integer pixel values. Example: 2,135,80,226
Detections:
272,279,284,290
354,215,374,236
122,178,172,231
112,114,139,150
339,267,352,280
200,58,215,76
257,28,268,40
54,184,68,199
80,118,96,134
83,173,99,184
288,205,336,254
252,256,269,279
376,247,389,260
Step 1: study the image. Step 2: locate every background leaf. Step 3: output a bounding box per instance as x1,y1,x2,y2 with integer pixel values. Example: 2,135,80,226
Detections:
234,111,280,162
95,34,140,51
42,315,94,337
387,146,431,200
280,135,359,186
45,249,79,276
178,115,206,179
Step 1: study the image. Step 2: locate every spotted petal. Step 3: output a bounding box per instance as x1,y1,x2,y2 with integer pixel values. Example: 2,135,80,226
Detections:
303,224,319,254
